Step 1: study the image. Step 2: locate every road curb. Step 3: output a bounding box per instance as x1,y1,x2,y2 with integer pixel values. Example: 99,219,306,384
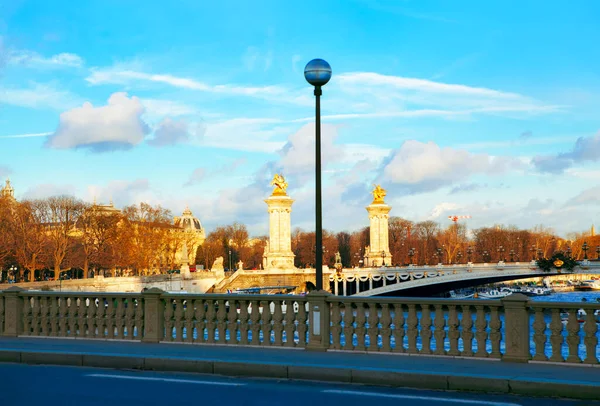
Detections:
1,350,599,400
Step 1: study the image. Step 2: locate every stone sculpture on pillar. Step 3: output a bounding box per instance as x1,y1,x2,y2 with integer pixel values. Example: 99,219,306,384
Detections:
365,184,392,267
179,242,191,279
263,174,296,270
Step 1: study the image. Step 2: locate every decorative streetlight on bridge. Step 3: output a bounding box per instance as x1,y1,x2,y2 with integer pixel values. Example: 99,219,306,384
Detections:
582,242,589,260
509,249,515,262
566,246,572,259
596,245,600,260
304,58,332,291
466,246,473,263
408,248,416,265
497,245,506,262
456,250,462,264
530,245,537,261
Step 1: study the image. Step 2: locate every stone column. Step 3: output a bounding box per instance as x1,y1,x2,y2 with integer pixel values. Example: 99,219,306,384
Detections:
366,203,392,266
501,293,531,363
306,290,330,351
142,288,165,343
264,194,295,270
2,286,24,337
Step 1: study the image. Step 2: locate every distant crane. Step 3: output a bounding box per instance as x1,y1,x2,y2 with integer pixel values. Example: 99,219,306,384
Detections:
448,215,471,224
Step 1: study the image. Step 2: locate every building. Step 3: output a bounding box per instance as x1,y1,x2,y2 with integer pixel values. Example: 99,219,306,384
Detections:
1,178,15,200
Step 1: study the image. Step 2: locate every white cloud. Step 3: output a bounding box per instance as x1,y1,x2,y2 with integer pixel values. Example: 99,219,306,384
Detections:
0,132,52,139
141,99,197,119
86,68,294,102
8,50,83,68
46,92,150,152
0,83,81,110
184,168,206,187
86,179,154,209
380,140,522,193
22,183,78,200
148,117,205,147
0,165,11,177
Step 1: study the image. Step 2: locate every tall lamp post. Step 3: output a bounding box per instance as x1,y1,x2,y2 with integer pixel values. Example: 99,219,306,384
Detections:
304,58,332,291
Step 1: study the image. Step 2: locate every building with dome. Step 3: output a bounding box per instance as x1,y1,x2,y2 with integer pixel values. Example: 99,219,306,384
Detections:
173,206,206,265
1,178,15,200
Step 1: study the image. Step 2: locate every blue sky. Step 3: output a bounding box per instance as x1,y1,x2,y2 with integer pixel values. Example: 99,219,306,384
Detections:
1,0,600,237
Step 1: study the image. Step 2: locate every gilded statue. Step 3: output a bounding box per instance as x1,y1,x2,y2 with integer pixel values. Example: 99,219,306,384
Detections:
270,173,288,196
371,184,386,204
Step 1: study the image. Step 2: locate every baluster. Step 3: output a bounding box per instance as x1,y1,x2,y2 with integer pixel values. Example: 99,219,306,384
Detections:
260,300,273,346
583,308,598,364
329,301,342,349
94,297,105,338
87,297,97,338
366,303,380,351
217,299,227,344
49,296,59,337
532,308,547,361
22,296,32,336
115,298,125,339
32,296,41,336
354,304,367,351
249,300,261,345
194,299,207,343
420,304,432,354
163,299,174,342
0,296,4,333
207,300,218,343
283,299,296,347
67,297,77,337
460,305,474,356
549,309,564,362
342,303,354,350
238,300,249,345
392,304,405,353
447,305,460,356
174,299,185,342
39,297,50,336
184,299,195,343
125,297,135,339
272,300,284,346
433,304,446,355
379,304,392,352
406,304,419,354
296,300,308,347
565,311,581,363
227,299,238,345
105,298,115,339
134,296,144,340
488,306,501,359
77,296,86,338
474,305,488,357
58,297,68,337
31,296,41,336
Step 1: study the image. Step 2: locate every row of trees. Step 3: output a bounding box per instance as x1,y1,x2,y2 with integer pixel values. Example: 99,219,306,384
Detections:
2,193,598,283
0,195,197,282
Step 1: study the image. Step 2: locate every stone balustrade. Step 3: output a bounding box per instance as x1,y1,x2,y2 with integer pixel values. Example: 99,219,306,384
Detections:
1,287,598,365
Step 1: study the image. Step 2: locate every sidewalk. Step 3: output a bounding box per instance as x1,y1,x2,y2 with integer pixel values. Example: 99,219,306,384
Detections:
1,337,599,400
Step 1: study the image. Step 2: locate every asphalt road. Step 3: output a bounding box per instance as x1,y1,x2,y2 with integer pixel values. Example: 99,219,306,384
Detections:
0,363,597,406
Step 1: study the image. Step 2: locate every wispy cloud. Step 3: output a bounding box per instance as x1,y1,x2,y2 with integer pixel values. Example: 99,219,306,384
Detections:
8,50,84,68
0,83,82,110
0,132,52,139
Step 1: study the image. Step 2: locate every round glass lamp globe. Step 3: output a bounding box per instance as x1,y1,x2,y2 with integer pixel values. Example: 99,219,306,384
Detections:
304,59,332,87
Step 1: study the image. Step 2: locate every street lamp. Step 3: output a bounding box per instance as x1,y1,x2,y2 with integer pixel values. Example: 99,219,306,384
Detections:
228,250,232,272
497,245,505,262
530,245,537,261
466,246,473,263
381,250,386,267
582,242,589,260
9,265,16,283
408,248,415,265
304,58,332,291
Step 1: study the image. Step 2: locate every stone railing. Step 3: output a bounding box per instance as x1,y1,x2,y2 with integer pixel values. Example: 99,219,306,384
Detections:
1,287,598,365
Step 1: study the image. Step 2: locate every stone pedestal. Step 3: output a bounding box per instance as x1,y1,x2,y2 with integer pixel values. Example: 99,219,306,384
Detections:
365,203,392,267
263,194,295,270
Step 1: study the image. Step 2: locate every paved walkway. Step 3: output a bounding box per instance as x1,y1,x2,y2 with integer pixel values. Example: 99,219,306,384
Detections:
1,337,599,400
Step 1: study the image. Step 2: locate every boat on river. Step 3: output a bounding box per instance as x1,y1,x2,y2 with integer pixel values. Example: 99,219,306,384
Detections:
574,280,600,291
476,288,513,299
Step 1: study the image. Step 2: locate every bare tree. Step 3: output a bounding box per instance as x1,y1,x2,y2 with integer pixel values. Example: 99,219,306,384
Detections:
46,196,85,277
11,200,50,281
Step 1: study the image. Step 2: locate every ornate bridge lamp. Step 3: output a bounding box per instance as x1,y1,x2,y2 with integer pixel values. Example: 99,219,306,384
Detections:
530,245,537,261
497,245,506,262
456,250,462,264
482,250,490,263
566,246,572,259
582,242,589,260
509,249,515,262
304,58,332,291
436,247,443,264
537,248,544,260
596,245,600,260
381,250,386,267
408,248,415,265
466,246,473,263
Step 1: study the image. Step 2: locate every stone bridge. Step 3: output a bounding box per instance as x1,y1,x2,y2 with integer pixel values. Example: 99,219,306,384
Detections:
329,260,600,297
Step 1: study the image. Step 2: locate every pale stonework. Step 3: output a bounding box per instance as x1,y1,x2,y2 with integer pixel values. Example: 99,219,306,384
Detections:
263,194,296,271
365,203,392,266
